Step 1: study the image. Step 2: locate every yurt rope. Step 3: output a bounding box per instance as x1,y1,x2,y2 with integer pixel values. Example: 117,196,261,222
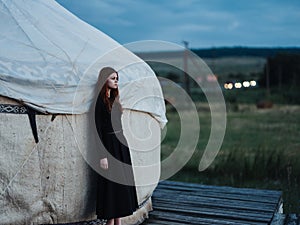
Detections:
0,103,45,143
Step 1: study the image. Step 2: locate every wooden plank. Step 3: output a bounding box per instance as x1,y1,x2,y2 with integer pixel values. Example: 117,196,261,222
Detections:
158,184,281,202
146,210,267,225
153,187,280,212
155,181,282,213
151,203,272,223
152,199,273,217
154,187,280,204
153,190,278,212
144,180,282,225
159,180,282,199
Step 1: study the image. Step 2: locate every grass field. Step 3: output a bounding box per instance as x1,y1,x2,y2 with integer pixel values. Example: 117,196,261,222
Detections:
161,101,300,213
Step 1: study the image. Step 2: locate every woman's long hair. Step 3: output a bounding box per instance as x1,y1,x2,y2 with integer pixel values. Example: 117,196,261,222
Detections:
97,67,122,112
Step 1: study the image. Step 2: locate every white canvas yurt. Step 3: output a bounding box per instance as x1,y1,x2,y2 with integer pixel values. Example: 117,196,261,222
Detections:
0,0,167,224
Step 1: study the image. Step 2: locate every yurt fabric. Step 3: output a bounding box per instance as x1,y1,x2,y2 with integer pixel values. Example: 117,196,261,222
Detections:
0,0,166,224
0,0,167,126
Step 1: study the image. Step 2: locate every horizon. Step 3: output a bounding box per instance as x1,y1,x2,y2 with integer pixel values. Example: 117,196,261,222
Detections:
131,46,300,55
139,45,300,51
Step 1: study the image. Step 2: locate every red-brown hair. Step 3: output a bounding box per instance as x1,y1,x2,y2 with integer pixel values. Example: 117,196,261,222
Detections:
98,67,122,112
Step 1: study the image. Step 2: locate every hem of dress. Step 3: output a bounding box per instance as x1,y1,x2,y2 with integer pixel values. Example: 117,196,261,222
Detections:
121,197,153,225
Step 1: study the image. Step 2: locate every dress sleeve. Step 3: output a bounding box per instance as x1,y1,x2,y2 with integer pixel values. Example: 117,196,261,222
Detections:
94,96,107,159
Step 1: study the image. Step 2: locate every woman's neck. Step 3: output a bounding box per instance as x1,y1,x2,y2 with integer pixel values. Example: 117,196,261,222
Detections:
107,89,111,98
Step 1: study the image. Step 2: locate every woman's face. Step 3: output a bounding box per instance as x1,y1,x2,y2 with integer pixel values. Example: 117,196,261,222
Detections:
106,72,118,89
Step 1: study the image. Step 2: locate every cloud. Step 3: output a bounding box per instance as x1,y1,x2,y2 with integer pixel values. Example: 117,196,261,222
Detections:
56,0,300,47
178,24,214,32
227,21,240,31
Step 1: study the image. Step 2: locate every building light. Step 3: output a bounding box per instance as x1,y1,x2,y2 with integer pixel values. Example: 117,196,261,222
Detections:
234,82,242,89
250,80,257,87
224,82,233,90
243,81,250,87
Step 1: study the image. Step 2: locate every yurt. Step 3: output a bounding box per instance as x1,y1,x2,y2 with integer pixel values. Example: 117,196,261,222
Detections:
0,0,167,224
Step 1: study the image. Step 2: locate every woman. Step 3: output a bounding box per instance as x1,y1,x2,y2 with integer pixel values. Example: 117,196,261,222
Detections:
94,67,138,225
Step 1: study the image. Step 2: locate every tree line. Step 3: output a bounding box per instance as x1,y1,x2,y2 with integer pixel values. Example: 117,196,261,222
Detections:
191,46,300,58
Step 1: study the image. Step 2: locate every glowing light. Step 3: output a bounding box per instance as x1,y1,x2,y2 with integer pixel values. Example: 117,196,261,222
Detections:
250,80,257,87
224,82,234,90
243,81,250,87
234,82,242,89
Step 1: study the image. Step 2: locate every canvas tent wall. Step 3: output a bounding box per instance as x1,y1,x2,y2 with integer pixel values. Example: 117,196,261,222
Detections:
0,0,167,224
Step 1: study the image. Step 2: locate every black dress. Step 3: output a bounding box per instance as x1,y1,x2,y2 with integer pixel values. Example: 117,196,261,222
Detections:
94,95,138,220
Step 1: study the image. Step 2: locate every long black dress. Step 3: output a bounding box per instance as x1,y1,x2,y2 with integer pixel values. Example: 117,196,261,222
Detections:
94,95,138,220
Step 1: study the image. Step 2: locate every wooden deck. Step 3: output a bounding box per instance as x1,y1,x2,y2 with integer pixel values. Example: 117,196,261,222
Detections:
143,180,283,225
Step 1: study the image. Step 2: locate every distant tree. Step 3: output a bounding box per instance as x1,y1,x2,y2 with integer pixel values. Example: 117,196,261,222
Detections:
259,53,300,88
227,73,245,80
192,47,300,58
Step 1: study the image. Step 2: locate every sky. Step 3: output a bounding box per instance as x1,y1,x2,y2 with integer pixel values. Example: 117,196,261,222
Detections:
56,0,300,49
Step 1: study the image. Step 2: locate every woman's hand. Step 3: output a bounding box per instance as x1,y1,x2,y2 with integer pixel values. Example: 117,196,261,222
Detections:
100,158,108,170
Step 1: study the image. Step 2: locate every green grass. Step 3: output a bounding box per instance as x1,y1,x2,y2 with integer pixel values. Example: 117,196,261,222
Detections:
190,86,300,105
161,103,300,213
